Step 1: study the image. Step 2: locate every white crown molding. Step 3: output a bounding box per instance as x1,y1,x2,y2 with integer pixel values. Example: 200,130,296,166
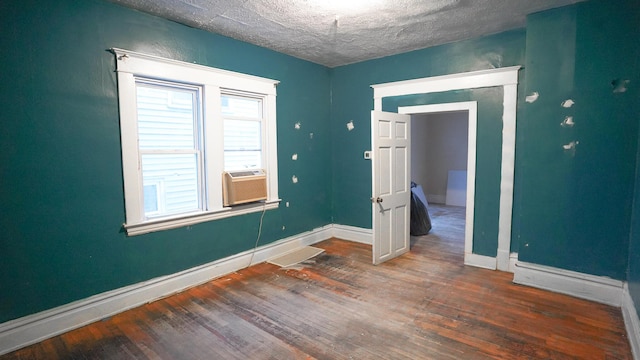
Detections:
513,261,623,306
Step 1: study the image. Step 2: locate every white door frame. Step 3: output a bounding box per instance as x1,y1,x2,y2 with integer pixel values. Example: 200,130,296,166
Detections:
371,66,521,271
398,102,484,268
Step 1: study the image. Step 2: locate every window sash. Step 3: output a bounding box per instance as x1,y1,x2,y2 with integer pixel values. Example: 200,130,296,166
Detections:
135,79,205,219
113,48,280,235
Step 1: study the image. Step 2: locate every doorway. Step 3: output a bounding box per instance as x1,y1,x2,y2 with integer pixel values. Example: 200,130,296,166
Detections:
409,109,470,258
371,66,521,271
411,111,469,206
400,102,477,265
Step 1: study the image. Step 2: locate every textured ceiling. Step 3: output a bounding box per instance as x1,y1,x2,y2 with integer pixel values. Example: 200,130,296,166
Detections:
108,0,583,67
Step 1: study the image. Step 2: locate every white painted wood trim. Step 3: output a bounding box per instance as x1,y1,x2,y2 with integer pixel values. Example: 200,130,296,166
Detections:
331,224,373,245
0,225,331,356
622,283,640,360
376,66,521,273
399,101,477,257
265,94,279,202
513,262,623,306
464,253,497,270
508,252,518,273
497,249,510,273
496,84,518,271
125,201,280,236
113,48,280,235
0,223,377,355
112,48,279,94
371,66,521,103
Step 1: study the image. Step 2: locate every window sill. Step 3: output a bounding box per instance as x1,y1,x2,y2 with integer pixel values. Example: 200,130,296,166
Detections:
124,199,280,236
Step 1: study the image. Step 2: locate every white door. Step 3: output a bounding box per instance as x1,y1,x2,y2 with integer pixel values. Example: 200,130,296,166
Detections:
371,110,411,265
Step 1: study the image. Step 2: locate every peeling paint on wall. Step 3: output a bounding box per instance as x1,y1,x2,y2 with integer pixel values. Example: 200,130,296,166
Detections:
309,132,314,139
562,141,579,157
471,51,504,69
525,92,539,103
486,52,503,68
612,79,630,93
294,122,301,129
346,120,355,131
291,153,298,160
292,175,298,183
560,116,575,127
561,99,575,108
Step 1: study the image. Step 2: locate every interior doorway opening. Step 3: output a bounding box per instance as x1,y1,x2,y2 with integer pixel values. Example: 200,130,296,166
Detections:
371,66,520,270
409,110,469,257
410,111,469,207
399,102,477,263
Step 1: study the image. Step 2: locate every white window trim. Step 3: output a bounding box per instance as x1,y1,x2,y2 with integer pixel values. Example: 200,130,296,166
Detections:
112,48,280,236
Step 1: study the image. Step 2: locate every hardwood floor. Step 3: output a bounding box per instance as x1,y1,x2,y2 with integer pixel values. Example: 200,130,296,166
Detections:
3,204,632,359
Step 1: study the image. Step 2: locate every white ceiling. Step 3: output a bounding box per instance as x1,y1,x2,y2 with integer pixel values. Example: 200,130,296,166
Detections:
108,0,583,68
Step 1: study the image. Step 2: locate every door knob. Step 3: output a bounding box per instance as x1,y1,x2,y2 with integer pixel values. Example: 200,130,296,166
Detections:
371,197,383,203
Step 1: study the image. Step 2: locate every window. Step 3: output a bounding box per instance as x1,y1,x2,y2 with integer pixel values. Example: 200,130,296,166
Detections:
113,48,280,236
222,93,263,171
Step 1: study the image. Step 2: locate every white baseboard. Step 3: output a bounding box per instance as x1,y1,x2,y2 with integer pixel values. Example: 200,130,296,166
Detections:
508,252,518,273
513,261,623,306
622,283,640,360
0,224,340,356
464,253,496,270
331,224,372,245
0,222,511,356
496,249,510,272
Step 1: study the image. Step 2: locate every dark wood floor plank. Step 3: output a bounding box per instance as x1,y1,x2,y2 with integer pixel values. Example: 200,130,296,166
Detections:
2,204,632,359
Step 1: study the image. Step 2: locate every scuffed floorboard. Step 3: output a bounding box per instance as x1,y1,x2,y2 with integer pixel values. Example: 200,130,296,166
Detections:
2,205,632,359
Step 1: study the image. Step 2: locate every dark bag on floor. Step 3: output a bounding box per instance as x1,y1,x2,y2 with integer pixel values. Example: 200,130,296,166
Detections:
410,183,432,236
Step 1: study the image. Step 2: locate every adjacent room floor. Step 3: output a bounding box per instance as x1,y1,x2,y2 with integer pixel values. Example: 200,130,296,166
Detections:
2,204,632,359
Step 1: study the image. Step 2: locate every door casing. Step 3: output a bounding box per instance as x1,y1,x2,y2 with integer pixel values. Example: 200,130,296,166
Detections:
371,66,520,271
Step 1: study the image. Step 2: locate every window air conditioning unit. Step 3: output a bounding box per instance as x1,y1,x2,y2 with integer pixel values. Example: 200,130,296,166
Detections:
223,169,267,206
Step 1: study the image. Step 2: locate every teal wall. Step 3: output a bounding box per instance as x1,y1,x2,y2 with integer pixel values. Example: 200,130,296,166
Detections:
621,0,640,322
2,0,640,327
331,0,640,279
383,89,505,257
331,29,525,231
629,130,640,325
0,0,332,323
330,30,526,256
517,0,640,280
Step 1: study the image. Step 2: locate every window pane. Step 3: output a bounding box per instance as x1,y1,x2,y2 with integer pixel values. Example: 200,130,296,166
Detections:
143,184,159,213
224,118,261,170
224,150,262,170
224,119,261,150
137,84,197,150
221,95,261,119
141,154,200,217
